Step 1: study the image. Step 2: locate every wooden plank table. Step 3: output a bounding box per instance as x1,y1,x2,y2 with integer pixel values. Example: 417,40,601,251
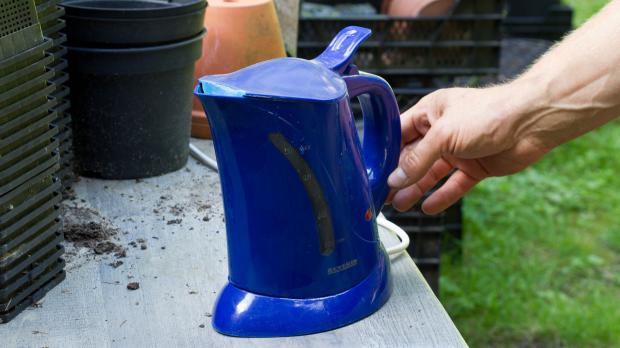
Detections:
0,140,467,348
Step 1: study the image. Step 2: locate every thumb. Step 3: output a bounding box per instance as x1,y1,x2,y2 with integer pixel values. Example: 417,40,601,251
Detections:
388,125,446,189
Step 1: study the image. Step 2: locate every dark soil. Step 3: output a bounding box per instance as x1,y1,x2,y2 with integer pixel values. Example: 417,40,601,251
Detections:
127,282,140,290
110,260,124,268
63,206,127,258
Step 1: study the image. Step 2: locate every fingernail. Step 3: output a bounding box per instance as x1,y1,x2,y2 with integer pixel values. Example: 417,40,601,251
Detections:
388,167,409,187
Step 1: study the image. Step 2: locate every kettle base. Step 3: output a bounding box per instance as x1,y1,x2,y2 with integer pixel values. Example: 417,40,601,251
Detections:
212,251,392,337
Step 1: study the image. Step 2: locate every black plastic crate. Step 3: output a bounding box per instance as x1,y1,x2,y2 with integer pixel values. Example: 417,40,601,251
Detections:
49,32,67,49
0,242,62,295
59,134,71,151
0,221,62,277
0,169,55,215
0,83,56,126
0,69,53,109
503,3,573,41
51,69,68,86
0,38,51,78
0,203,60,259
0,144,60,195
52,84,69,99
50,58,67,75
0,244,64,297
50,98,69,114
0,0,44,61
0,147,59,196
0,256,64,311
38,5,64,28
443,200,463,256
416,258,440,294
0,230,64,286
54,112,71,129
58,167,74,188
48,44,67,62
383,203,445,294
0,110,56,154
37,0,71,191
299,0,504,117
0,180,61,241
298,43,500,70
0,98,56,138
299,0,504,42
0,249,64,310
60,150,73,166
298,0,504,71
0,268,65,324
0,53,52,92
0,125,58,169
300,15,502,43
42,19,65,37
35,0,60,13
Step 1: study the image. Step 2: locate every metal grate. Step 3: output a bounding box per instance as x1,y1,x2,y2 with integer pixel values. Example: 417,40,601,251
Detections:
0,0,37,38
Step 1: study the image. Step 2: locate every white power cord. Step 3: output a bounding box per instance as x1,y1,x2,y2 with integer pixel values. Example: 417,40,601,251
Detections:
189,143,219,172
190,143,410,258
376,212,410,257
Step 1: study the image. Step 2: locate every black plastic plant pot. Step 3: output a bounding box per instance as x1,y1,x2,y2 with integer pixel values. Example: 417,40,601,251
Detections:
67,31,204,179
62,0,205,18
62,0,206,47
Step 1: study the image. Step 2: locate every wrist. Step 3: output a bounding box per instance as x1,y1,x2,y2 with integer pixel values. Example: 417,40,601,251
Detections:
498,74,555,149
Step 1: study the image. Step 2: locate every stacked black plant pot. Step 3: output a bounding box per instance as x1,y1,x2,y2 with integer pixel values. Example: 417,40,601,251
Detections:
36,0,74,190
61,0,206,179
0,0,65,323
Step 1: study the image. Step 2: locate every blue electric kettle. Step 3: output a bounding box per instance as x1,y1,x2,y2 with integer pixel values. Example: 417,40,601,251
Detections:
195,26,401,337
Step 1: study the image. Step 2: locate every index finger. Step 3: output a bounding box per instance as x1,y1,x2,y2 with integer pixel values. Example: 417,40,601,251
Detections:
400,94,437,144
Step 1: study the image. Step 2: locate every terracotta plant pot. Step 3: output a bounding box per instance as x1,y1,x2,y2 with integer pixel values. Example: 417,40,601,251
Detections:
383,0,454,17
192,0,286,139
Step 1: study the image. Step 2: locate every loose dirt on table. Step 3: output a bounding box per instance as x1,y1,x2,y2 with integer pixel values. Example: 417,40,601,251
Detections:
62,204,127,259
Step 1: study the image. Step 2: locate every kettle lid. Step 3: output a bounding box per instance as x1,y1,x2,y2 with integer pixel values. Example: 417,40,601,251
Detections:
199,58,347,102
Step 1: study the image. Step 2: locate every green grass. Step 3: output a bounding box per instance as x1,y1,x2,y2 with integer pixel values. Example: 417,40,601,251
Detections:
440,2,619,346
563,0,610,26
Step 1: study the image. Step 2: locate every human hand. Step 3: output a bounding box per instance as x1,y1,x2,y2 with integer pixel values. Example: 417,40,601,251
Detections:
387,85,552,214
385,0,620,215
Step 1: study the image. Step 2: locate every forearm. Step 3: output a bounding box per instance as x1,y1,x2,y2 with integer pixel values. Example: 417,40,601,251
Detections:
505,0,620,150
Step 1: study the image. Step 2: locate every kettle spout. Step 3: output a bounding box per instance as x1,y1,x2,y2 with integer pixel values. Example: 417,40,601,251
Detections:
312,26,371,75
195,78,246,98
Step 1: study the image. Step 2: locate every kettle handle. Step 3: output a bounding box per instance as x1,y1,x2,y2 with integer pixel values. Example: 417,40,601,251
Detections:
312,26,371,75
343,73,402,213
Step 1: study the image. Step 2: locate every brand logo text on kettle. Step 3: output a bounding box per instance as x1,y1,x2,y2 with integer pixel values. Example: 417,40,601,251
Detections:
328,259,358,275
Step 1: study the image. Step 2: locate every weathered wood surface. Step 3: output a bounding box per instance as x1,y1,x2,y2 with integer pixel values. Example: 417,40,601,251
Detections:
0,140,466,348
